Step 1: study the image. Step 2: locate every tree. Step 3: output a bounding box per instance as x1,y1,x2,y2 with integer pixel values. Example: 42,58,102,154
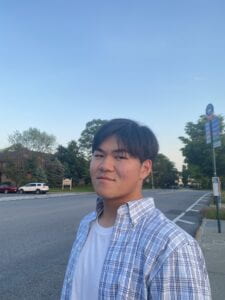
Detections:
45,156,64,187
2,145,28,186
78,119,108,158
150,154,178,188
8,128,56,153
1,144,64,187
3,160,26,186
34,167,48,182
181,165,190,187
179,115,225,188
56,140,88,184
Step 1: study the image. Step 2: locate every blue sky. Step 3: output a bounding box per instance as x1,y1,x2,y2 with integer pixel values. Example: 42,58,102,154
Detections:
0,0,224,170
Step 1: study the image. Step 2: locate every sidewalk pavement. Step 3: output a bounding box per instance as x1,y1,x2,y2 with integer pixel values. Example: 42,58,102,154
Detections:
197,219,225,300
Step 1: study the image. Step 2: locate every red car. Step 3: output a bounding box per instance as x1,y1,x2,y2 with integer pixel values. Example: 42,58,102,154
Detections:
0,184,18,194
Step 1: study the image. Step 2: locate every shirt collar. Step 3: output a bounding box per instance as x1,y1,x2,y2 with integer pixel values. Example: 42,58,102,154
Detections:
96,197,155,226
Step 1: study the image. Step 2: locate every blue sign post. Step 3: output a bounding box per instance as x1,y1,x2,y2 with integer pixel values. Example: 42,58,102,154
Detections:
205,122,211,144
205,103,221,233
212,117,221,148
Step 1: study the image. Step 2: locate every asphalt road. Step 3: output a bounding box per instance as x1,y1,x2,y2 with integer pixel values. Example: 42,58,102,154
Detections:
0,189,211,300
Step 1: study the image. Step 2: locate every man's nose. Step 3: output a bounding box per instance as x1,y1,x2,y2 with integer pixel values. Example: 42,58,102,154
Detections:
99,156,114,171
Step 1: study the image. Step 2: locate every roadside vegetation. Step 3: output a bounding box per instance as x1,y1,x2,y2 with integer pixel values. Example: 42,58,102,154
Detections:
49,185,94,193
202,191,225,220
179,115,225,190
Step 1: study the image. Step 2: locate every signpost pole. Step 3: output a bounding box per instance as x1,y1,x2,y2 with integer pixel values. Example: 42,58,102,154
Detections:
206,104,221,233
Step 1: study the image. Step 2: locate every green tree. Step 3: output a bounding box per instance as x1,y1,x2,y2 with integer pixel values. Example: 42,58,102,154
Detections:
78,119,108,158
8,128,56,153
152,154,179,188
3,145,27,186
56,140,88,184
179,115,225,188
2,144,64,187
34,167,48,182
181,165,190,187
45,157,64,187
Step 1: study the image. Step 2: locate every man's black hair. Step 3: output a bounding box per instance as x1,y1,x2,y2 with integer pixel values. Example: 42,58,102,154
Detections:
92,118,159,162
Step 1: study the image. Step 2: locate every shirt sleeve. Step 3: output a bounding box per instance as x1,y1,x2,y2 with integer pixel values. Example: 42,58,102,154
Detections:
148,242,212,299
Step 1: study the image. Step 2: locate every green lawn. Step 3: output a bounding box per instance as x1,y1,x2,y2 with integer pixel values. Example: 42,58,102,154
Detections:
49,185,95,193
221,191,225,203
202,190,225,220
202,206,225,220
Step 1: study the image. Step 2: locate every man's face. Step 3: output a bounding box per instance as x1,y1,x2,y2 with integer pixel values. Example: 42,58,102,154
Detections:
90,135,151,204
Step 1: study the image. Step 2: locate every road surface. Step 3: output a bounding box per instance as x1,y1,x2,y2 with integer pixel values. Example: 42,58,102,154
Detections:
0,189,211,299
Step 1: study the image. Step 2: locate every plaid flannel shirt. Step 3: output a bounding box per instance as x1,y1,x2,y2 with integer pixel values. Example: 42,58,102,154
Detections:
61,197,211,299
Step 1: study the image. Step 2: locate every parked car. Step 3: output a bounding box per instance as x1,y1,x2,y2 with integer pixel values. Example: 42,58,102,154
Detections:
18,183,49,194
0,184,18,194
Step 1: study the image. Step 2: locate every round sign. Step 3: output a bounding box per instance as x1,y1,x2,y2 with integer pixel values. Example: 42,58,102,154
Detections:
206,103,214,117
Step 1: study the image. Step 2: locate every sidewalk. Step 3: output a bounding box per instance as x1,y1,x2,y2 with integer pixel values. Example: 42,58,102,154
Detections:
197,219,225,300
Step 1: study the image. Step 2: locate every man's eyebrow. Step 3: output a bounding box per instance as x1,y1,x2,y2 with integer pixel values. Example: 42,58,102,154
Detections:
112,149,128,154
95,148,104,152
94,148,129,154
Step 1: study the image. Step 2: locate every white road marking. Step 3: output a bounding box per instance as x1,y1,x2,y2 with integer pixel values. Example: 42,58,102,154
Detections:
173,192,211,224
177,219,195,225
189,209,200,212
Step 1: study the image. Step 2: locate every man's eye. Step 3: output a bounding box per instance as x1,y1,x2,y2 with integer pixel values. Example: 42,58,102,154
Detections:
115,155,127,160
94,154,103,158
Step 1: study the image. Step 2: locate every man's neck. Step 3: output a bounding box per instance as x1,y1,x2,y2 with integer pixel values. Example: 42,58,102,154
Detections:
98,200,119,227
98,195,143,227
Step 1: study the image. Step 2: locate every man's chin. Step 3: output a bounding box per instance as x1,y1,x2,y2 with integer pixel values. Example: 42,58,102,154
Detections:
95,191,118,201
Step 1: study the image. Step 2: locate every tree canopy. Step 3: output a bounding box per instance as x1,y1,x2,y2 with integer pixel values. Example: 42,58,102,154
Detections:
78,119,108,158
56,140,89,184
8,128,56,153
179,115,225,188
152,153,179,188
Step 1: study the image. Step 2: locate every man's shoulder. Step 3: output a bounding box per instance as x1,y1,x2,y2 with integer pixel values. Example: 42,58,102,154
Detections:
140,207,196,254
138,209,201,278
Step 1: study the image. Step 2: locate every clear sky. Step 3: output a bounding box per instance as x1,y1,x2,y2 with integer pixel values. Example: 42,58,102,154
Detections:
0,0,224,170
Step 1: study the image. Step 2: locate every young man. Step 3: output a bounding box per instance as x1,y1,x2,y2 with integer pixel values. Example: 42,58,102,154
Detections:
61,118,211,300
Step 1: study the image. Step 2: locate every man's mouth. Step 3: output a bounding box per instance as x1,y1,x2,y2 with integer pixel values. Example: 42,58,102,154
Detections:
96,176,115,181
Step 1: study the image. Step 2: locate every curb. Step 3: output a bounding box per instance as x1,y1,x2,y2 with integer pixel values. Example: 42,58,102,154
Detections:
0,192,96,202
195,218,207,242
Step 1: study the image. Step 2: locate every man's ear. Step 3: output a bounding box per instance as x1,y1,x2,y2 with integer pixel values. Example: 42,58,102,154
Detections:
140,159,152,180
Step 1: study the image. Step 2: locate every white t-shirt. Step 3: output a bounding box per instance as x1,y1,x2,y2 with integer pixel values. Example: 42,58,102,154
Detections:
71,219,113,300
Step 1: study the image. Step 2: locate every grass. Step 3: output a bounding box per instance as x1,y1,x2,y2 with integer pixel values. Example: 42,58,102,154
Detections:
221,191,225,203
49,185,95,193
202,206,225,220
201,190,225,220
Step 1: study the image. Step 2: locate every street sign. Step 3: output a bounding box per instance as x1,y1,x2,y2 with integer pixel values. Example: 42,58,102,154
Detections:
212,117,221,148
205,122,211,144
212,177,220,197
206,103,214,119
